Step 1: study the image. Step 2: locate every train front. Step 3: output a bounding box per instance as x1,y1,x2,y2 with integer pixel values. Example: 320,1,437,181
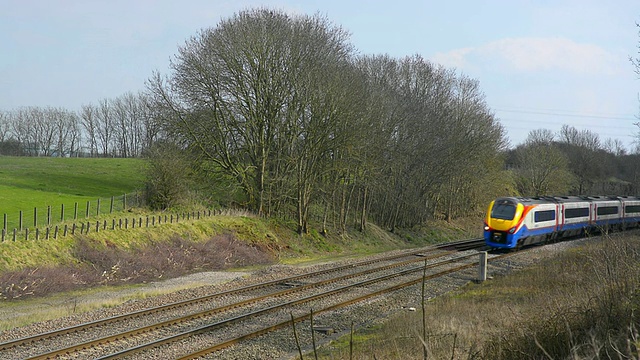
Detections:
483,197,524,249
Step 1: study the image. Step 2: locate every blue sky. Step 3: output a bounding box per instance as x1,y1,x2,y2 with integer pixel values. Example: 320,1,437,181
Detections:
1,0,639,149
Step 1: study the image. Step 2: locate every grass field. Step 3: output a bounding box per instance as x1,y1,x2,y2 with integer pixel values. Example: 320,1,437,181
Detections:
0,156,146,230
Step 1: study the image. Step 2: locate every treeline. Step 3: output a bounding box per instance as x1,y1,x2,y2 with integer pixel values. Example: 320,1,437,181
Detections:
508,125,640,196
145,8,508,233
0,92,162,157
2,8,637,234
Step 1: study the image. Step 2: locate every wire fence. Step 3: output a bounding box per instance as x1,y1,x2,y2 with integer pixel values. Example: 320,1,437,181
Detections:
0,209,224,242
2,192,145,232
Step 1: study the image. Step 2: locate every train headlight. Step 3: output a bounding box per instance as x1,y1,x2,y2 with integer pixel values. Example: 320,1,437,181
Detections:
483,224,490,231
508,227,516,234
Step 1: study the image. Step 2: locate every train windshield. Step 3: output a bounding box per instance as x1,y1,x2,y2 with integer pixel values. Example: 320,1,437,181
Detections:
491,201,516,220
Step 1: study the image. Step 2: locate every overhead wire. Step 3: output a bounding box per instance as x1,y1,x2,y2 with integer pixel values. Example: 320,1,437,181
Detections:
490,106,639,144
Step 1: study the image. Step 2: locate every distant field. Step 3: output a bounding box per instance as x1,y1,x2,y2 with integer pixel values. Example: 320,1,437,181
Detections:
0,156,146,230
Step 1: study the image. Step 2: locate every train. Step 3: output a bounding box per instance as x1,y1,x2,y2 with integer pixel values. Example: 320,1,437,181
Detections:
483,195,640,249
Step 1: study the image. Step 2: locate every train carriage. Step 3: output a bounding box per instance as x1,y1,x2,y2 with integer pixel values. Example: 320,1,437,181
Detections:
620,196,640,229
589,196,622,230
484,195,640,250
556,196,591,238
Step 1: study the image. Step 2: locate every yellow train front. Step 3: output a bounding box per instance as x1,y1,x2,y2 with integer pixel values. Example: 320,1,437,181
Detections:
483,197,559,249
484,197,524,249
484,195,640,249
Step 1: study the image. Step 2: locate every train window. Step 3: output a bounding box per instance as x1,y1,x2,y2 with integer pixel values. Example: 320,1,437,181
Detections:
625,205,640,214
565,207,589,218
534,210,555,222
491,203,516,220
596,206,618,216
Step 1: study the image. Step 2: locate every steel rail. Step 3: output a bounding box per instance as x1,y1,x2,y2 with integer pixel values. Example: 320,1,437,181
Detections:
178,251,515,360
25,249,477,360
0,239,479,352
95,252,482,359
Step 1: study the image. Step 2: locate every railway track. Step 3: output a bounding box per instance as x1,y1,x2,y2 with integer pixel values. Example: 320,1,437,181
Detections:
0,238,494,359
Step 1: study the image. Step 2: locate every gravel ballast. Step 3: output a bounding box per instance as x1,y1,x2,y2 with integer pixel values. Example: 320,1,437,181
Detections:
0,238,599,359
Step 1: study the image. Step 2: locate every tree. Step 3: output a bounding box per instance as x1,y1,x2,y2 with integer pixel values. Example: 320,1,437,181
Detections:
558,125,604,194
512,130,574,196
96,99,115,157
631,21,640,147
80,104,99,156
631,21,640,78
149,8,354,231
144,141,194,210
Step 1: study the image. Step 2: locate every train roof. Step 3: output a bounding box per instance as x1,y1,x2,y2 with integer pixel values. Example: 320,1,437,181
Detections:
496,195,640,205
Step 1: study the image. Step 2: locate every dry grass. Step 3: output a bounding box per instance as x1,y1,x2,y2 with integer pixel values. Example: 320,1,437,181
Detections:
0,233,273,300
322,234,640,359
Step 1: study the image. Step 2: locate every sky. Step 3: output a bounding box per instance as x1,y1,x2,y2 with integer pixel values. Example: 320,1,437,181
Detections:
1,0,639,149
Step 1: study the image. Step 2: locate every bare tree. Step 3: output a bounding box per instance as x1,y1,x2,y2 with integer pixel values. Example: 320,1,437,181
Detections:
527,128,556,145
50,107,80,157
513,131,574,196
96,99,115,156
558,125,604,194
80,104,99,156
631,21,640,78
149,8,354,229
632,22,640,148
0,110,9,142
603,137,627,156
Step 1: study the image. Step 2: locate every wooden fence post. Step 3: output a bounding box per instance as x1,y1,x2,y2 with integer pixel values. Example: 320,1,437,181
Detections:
74,202,78,220
34,207,38,228
47,205,51,226
19,211,23,231
1,228,4,242
85,201,90,218
60,204,64,222
97,199,101,216
110,196,114,214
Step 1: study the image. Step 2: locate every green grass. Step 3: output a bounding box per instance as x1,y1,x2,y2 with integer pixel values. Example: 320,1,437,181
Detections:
0,156,146,230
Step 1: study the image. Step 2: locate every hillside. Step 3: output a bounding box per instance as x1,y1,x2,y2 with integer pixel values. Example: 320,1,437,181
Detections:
0,156,145,230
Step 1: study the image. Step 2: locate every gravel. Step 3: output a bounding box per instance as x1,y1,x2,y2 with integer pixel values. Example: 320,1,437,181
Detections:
0,238,598,359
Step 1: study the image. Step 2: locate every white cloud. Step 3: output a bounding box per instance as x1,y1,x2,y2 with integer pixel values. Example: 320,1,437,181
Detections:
432,37,620,75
